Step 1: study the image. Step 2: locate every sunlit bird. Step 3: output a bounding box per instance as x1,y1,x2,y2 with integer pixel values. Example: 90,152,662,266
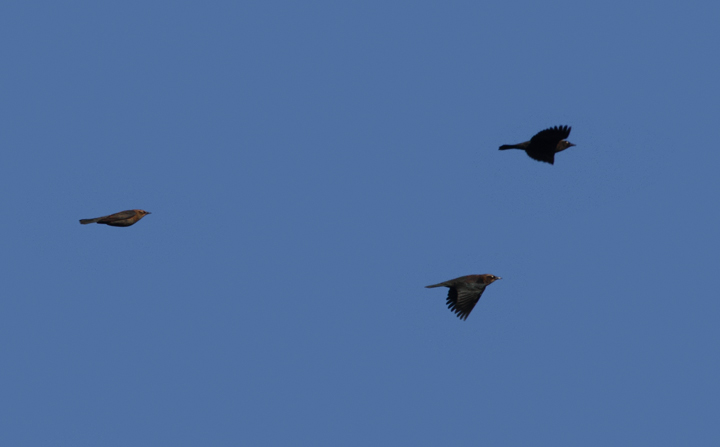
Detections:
499,125,575,164
425,274,501,320
79,209,151,227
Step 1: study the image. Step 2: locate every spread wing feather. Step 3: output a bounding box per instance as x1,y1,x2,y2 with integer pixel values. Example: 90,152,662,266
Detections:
446,286,485,320
531,125,571,145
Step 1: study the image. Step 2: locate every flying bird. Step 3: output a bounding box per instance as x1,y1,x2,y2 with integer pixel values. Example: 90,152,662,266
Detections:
79,209,151,227
499,125,575,164
425,274,501,320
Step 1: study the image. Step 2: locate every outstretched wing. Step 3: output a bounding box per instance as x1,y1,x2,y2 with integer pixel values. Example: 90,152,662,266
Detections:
526,125,571,164
446,286,485,320
530,125,571,146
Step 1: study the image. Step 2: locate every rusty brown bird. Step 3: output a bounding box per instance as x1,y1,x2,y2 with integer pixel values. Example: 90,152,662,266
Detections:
499,125,575,164
79,209,151,227
425,274,501,320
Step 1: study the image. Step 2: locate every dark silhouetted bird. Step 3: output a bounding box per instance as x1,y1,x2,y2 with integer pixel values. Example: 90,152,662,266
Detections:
499,125,575,164
425,274,501,320
79,209,151,227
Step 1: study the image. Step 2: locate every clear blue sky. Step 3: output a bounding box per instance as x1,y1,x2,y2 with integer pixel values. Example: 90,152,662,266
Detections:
1,1,719,445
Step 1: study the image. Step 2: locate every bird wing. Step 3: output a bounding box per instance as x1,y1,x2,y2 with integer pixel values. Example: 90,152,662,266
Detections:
446,286,484,320
98,210,136,222
525,126,571,164
530,125,571,146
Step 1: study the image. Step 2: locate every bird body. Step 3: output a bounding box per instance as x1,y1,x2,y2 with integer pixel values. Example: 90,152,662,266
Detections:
499,125,575,164
425,274,501,320
79,209,151,227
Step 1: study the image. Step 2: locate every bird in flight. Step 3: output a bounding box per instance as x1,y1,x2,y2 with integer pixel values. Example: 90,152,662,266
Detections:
425,274,501,320
499,125,575,164
79,209,151,227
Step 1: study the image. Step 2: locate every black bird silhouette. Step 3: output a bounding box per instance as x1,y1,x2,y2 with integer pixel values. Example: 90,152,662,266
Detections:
425,274,501,320
499,125,575,164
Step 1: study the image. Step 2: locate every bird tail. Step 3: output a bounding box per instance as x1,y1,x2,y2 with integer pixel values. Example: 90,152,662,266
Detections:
499,144,524,150
79,217,102,225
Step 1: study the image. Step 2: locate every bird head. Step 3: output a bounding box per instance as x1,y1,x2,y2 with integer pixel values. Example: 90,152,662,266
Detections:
481,274,502,285
557,140,576,151
138,210,151,216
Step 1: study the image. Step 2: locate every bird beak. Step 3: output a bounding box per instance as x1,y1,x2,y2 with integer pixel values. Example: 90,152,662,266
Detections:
496,276,502,280
568,143,576,147
146,212,152,214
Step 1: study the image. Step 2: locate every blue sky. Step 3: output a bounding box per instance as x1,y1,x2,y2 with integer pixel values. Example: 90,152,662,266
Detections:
1,1,719,445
